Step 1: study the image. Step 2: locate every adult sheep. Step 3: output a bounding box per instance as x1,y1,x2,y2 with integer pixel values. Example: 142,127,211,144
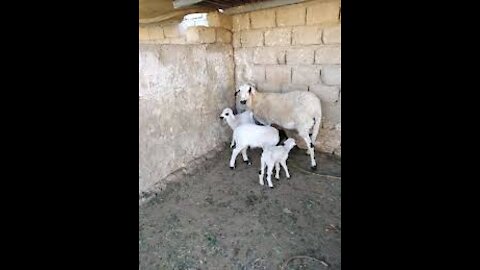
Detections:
235,83,322,170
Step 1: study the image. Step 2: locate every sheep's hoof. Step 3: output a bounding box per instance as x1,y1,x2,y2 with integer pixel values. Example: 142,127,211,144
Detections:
269,185,274,189
310,165,317,171
275,176,280,180
230,166,235,170
244,160,252,165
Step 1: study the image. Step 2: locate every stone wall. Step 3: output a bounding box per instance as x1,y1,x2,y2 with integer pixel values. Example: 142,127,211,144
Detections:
139,17,234,194
231,0,341,155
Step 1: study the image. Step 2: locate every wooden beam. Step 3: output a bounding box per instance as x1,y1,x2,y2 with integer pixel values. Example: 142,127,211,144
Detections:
173,0,205,9
139,7,211,24
223,0,309,15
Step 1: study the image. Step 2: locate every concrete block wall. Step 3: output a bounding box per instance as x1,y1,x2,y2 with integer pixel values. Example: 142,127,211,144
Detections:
139,14,235,194
232,0,341,155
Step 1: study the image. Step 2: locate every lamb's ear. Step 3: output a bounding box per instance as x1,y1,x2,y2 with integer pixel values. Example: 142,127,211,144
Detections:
234,90,240,96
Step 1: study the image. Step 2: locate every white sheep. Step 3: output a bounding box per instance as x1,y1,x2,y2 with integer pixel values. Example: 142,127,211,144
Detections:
229,124,279,169
219,108,256,130
236,83,322,170
259,138,296,188
219,107,257,162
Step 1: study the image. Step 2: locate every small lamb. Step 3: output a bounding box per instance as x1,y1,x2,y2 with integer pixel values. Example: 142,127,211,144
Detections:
219,108,256,130
230,124,279,169
220,108,257,162
259,138,296,188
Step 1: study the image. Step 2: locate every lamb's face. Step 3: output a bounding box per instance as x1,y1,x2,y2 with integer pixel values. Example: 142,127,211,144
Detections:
284,138,297,150
237,84,255,106
219,108,234,121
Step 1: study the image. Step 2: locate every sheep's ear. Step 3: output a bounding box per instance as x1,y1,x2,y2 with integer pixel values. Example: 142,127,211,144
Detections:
235,90,239,96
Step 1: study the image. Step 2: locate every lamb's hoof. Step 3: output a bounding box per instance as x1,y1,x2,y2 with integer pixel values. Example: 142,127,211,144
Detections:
244,160,252,165
311,165,317,171
230,166,235,170
275,176,280,180
269,185,274,189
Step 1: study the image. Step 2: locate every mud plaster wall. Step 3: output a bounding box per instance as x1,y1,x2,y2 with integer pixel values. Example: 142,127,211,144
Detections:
139,22,235,193
232,0,341,155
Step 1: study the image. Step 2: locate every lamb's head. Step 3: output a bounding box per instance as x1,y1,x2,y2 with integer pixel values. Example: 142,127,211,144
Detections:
219,108,235,121
236,83,256,107
283,138,297,151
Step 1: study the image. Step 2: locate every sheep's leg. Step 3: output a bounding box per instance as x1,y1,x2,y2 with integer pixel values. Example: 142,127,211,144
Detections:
310,115,322,145
241,148,251,165
230,137,235,148
266,163,274,188
259,157,266,186
275,162,280,179
229,146,243,169
280,160,290,178
300,131,317,170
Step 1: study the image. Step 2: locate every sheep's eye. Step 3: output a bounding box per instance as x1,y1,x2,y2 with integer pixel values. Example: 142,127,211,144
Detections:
226,113,229,116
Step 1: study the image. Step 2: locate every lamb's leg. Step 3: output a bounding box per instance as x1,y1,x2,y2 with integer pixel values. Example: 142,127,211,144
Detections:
241,148,251,165
230,137,235,148
300,131,317,170
275,162,280,179
280,160,290,178
266,163,274,188
229,146,243,169
259,157,266,186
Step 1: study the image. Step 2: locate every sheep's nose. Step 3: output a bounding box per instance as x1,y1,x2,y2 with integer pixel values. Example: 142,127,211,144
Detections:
219,116,224,119
240,100,246,104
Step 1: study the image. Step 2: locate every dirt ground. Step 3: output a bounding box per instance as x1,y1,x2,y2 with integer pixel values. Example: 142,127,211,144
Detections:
139,147,341,270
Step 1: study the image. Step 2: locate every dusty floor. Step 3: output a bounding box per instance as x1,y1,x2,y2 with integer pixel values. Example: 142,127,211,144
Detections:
139,147,341,270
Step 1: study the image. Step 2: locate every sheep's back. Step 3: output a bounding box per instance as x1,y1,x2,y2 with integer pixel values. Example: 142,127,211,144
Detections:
253,91,321,128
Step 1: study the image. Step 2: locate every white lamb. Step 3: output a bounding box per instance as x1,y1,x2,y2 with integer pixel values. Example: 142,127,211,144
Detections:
229,124,279,169
220,107,257,162
259,138,296,188
219,108,256,130
236,83,322,170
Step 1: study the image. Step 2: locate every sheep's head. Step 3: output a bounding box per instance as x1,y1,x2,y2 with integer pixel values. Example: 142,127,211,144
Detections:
219,108,235,122
283,138,297,151
236,83,256,107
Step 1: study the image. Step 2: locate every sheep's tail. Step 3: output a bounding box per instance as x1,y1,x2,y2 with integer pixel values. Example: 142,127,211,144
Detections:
311,111,322,144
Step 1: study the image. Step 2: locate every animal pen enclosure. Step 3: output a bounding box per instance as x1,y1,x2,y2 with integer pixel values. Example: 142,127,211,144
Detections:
139,0,341,268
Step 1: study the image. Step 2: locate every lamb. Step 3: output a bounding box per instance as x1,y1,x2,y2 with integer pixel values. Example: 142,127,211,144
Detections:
219,107,256,130
236,83,322,170
229,124,279,169
220,107,257,162
259,138,296,188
